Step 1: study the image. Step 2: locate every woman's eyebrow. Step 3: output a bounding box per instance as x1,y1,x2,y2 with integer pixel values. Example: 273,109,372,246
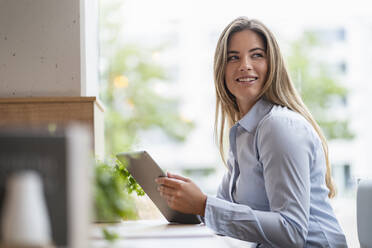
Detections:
249,47,265,52
227,47,265,54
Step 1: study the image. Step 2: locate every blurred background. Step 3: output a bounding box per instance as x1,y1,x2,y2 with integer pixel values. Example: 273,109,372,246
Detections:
99,0,372,246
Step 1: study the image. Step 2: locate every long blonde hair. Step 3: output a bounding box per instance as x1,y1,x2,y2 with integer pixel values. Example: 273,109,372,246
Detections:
214,17,335,198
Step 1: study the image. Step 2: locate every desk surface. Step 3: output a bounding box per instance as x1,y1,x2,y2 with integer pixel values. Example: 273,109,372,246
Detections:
91,220,256,248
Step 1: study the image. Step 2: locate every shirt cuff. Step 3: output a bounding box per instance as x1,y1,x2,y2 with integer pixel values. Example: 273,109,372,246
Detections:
203,195,228,230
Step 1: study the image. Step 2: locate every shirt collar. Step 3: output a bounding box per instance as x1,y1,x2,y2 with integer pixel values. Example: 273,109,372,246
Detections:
237,98,273,133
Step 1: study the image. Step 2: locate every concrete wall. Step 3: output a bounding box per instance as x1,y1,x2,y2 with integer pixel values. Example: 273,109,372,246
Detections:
0,0,98,97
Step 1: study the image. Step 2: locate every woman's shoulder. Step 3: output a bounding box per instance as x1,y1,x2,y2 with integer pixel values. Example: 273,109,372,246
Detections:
261,104,312,129
257,104,318,142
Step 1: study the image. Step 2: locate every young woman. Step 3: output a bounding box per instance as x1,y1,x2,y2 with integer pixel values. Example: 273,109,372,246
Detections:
155,17,347,247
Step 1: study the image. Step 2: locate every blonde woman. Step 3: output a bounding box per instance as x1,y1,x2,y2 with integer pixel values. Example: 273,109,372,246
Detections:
155,17,347,247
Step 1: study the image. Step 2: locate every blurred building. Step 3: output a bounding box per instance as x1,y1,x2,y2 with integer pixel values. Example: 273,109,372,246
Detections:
306,18,372,195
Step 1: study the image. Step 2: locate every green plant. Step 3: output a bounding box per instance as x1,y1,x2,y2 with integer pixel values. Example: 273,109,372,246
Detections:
102,227,119,242
94,158,144,222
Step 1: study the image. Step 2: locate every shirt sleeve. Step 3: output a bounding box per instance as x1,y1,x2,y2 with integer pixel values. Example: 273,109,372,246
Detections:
203,115,313,247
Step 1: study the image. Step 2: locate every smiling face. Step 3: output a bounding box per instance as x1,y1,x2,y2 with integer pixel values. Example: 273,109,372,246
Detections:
225,29,268,116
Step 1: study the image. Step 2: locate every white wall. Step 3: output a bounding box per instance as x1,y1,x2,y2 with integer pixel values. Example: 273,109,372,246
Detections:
0,0,98,97
80,0,99,97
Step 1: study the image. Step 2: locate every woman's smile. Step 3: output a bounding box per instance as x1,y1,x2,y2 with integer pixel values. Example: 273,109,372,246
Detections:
235,75,259,84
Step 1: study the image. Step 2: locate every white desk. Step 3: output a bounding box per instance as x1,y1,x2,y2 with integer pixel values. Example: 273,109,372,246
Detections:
91,220,256,248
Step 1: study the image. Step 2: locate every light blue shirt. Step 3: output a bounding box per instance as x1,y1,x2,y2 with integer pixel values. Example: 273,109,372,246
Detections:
202,98,347,247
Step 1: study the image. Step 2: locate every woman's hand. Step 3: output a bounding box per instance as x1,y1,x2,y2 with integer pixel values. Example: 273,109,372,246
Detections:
155,172,207,216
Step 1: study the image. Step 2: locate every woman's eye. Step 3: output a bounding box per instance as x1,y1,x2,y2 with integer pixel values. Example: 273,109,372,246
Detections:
252,53,263,58
227,55,239,61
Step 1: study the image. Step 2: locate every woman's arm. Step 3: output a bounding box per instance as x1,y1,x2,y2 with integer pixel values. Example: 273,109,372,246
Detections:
256,115,312,245
156,115,313,247
204,115,313,247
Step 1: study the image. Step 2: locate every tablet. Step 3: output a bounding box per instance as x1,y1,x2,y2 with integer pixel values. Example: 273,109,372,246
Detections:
116,151,201,224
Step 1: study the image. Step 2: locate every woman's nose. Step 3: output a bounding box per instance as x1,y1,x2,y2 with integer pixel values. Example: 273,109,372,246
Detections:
239,57,252,71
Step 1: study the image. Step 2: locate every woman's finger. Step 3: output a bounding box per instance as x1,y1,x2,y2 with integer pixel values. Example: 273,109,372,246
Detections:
156,177,183,189
158,185,177,196
167,172,190,182
166,196,174,207
159,189,172,199
157,186,179,210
